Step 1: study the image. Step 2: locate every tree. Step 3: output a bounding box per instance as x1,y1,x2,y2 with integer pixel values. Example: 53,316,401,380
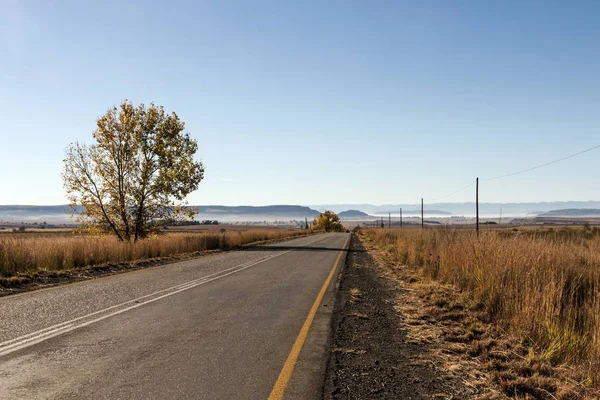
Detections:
312,210,345,232
63,100,205,241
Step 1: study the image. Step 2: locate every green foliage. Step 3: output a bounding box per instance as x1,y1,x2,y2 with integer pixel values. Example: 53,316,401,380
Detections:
313,210,345,232
62,100,205,241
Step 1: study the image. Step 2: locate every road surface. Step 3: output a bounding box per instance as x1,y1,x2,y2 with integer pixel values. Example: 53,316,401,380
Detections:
0,232,349,399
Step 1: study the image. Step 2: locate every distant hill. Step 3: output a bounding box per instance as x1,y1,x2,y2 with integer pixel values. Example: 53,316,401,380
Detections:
338,210,372,219
538,209,600,217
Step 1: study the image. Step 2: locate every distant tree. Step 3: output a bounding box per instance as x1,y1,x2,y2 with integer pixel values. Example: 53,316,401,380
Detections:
62,100,205,241
313,210,345,232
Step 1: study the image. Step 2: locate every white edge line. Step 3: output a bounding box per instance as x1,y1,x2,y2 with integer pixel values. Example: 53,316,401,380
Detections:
0,253,281,348
0,233,334,357
0,250,292,357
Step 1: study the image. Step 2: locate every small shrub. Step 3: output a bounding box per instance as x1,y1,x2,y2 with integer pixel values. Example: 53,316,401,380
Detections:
313,211,345,232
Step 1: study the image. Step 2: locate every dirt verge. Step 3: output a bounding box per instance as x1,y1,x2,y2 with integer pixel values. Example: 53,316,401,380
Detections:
325,231,600,400
324,232,488,399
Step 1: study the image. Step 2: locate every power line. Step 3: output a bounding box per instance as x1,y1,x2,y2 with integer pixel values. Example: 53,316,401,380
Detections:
430,181,476,202
482,143,600,181
412,143,599,207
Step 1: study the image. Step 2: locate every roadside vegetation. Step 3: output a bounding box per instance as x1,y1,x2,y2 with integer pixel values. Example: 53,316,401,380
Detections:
63,100,204,241
0,101,316,290
313,210,345,232
365,226,600,397
0,229,308,279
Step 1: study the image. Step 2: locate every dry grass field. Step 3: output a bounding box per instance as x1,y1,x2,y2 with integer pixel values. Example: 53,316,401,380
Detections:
366,226,600,392
0,228,308,278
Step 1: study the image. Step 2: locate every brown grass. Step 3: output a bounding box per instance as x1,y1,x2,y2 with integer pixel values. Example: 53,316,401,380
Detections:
0,230,309,277
366,227,600,388
349,287,362,302
331,347,367,355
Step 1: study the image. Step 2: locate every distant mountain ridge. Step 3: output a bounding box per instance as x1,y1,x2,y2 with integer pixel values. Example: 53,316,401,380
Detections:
0,204,320,223
0,205,77,223
194,205,320,216
538,209,600,217
310,202,600,216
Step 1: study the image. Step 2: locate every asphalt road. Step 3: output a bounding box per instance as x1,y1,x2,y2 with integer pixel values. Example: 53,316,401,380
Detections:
0,232,350,400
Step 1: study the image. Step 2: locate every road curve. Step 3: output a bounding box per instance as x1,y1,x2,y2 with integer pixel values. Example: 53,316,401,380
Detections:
0,232,349,399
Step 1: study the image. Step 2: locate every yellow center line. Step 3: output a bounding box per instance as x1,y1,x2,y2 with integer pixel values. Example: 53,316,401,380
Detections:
268,234,350,400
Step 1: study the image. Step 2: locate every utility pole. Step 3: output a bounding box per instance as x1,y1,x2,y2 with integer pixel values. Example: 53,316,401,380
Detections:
499,207,502,226
421,198,424,229
400,208,402,229
476,177,480,236
388,213,391,228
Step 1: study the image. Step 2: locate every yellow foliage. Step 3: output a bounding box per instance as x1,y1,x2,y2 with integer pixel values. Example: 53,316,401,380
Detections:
313,210,345,232
62,100,204,241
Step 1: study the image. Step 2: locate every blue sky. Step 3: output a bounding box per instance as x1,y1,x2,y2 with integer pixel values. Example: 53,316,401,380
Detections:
1,0,599,206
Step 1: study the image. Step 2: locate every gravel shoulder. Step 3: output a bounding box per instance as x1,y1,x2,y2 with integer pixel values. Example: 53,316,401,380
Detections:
324,233,482,399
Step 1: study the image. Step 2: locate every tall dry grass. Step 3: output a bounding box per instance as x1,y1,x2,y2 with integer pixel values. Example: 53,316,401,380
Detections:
367,227,600,384
0,230,308,277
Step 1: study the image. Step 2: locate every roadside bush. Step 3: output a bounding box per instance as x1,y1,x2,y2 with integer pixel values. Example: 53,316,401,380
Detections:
313,211,345,232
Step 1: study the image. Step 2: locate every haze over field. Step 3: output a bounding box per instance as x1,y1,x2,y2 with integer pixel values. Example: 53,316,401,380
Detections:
4,202,600,223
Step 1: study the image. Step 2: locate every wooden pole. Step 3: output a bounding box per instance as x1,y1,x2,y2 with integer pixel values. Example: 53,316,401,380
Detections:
388,213,391,228
421,198,424,229
400,208,402,229
476,177,479,236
